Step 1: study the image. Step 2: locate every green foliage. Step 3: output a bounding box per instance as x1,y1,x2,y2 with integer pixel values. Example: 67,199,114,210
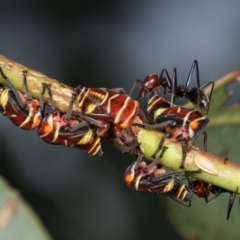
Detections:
0,176,52,240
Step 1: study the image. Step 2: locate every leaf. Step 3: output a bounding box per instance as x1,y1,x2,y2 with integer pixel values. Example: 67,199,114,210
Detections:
159,72,240,240
0,176,52,240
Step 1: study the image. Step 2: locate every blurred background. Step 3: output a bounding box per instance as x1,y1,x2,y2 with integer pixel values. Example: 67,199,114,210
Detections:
0,1,240,239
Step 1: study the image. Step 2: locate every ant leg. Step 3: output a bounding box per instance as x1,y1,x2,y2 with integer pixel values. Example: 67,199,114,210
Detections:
205,188,222,204
170,196,191,208
159,68,172,93
185,60,199,90
184,60,214,111
202,131,208,152
201,81,215,114
163,89,167,98
170,68,177,106
208,82,215,104
226,187,238,220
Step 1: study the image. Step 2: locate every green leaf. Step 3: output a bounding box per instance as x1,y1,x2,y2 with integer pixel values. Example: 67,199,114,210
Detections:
160,72,240,240
0,176,52,240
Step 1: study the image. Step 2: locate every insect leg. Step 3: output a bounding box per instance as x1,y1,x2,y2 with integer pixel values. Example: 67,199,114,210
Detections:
39,83,49,116
159,68,172,95
143,146,168,173
202,131,208,152
22,71,32,101
45,84,55,111
170,68,177,106
180,140,187,169
151,133,169,159
201,81,215,114
132,120,176,130
226,187,238,220
0,67,29,110
72,110,107,129
184,60,199,91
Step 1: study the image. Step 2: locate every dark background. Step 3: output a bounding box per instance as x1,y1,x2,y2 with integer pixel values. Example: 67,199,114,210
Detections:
0,1,240,239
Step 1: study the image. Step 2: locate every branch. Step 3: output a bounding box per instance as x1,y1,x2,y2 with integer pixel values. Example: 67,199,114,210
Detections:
0,54,77,112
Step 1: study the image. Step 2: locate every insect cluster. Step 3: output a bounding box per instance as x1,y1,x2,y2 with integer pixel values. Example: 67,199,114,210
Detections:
0,60,236,220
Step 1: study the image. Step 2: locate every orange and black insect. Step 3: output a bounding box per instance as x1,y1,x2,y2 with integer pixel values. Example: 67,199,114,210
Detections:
134,95,209,168
74,86,141,137
188,179,238,220
38,84,103,157
0,67,43,130
124,156,199,205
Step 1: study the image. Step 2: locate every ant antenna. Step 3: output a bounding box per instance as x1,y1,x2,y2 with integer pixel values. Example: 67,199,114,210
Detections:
170,68,177,107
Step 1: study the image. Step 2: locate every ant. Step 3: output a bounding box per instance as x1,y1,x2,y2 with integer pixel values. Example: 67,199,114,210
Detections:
133,60,214,113
188,179,238,220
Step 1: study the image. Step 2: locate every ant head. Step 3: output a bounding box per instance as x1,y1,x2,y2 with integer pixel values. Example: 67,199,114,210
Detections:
138,73,159,97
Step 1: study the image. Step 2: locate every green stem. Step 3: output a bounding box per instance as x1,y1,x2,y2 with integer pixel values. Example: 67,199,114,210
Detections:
134,125,240,194
1,54,240,194
0,54,76,111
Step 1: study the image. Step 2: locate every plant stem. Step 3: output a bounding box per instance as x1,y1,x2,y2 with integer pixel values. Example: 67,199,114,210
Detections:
133,124,240,194
0,54,76,112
